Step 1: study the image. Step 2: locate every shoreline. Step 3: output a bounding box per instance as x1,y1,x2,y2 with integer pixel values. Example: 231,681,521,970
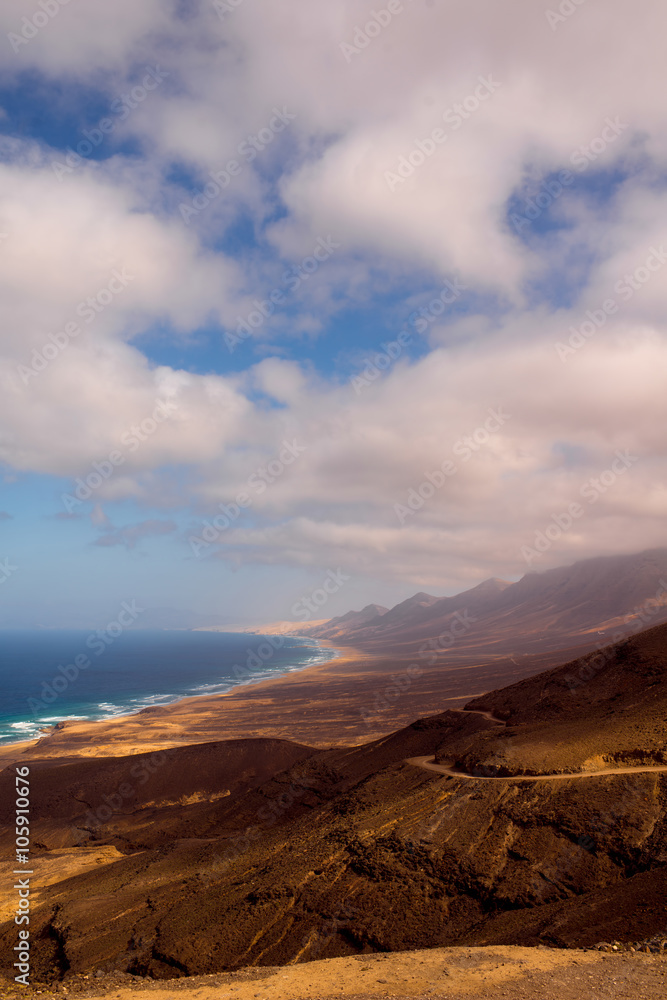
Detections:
0,637,370,767
0,635,556,769
0,631,339,755
0,639,411,767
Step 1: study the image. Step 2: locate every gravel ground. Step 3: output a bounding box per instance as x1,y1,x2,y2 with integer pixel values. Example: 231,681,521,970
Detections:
0,946,665,1000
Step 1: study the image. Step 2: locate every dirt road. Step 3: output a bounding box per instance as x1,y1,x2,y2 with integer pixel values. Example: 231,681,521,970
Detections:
406,754,667,780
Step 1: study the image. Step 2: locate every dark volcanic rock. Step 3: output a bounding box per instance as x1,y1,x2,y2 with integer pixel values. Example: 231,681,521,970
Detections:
2,623,667,983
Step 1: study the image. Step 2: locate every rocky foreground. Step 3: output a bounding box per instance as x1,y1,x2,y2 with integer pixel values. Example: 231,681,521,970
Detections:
0,946,665,1000
1,622,667,986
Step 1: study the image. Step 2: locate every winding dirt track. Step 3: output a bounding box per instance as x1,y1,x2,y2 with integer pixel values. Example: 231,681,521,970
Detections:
405,755,667,781
455,707,507,726
406,707,667,781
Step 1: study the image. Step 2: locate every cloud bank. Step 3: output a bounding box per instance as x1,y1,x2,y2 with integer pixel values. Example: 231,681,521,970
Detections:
1,0,666,590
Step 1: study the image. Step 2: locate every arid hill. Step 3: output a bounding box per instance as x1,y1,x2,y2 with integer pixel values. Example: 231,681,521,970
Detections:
466,617,667,725
452,620,667,776
0,738,316,855
1,620,666,984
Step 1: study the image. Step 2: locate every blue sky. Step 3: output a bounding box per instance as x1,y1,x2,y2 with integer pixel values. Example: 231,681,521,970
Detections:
1,0,666,627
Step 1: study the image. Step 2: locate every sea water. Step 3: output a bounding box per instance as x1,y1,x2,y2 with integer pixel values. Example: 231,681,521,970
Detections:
0,629,331,745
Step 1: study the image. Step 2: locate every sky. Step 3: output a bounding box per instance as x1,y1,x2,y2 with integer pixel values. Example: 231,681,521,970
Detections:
1,0,666,628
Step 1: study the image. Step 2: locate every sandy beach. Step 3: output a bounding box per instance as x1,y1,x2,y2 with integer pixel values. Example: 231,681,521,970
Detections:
0,638,512,769
0,624,579,772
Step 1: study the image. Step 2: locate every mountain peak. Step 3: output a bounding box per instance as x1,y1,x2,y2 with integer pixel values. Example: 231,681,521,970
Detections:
308,549,667,658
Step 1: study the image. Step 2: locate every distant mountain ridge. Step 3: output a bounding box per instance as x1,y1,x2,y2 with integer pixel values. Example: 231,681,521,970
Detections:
304,549,667,659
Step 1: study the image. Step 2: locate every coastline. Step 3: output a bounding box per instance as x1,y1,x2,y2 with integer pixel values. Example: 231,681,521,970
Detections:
0,629,560,768
0,634,490,769
0,619,608,771
0,631,338,760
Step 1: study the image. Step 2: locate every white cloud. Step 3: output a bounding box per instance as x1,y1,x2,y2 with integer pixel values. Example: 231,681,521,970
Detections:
0,0,171,75
2,0,667,591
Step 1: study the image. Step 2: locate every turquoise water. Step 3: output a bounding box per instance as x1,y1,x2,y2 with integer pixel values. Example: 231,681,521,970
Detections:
0,629,330,745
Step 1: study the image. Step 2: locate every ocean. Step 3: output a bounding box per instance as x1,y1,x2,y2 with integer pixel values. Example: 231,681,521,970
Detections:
0,629,331,746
